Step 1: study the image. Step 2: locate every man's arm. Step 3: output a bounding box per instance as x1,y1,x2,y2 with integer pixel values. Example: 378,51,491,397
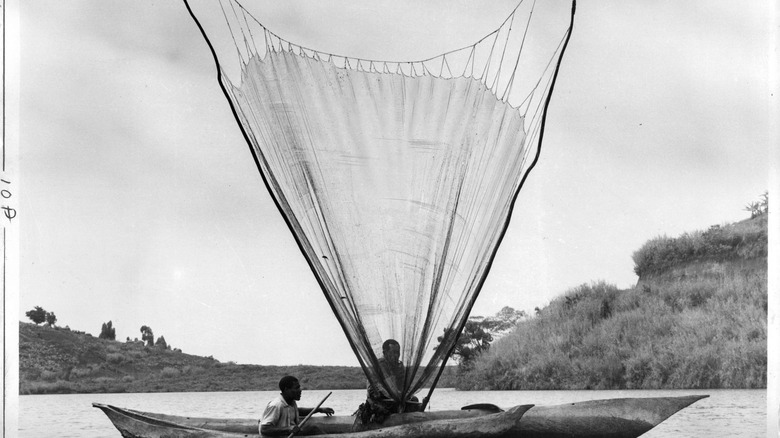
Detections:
297,406,335,417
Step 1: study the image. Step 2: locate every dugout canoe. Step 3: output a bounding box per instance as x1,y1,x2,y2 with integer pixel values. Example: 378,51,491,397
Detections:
93,394,706,438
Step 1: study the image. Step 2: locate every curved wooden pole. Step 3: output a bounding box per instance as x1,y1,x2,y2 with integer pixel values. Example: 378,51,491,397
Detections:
288,392,332,438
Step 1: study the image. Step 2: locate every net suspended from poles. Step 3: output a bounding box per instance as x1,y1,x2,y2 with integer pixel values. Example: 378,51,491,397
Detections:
185,0,575,409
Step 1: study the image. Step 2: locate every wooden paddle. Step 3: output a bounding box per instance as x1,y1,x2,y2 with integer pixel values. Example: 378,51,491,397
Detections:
288,391,332,438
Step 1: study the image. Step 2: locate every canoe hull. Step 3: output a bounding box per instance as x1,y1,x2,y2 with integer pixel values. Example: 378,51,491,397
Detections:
92,403,531,438
93,395,707,438
518,396,707,438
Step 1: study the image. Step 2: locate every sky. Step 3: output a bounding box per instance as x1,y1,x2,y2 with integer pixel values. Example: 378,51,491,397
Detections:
12,0,777,367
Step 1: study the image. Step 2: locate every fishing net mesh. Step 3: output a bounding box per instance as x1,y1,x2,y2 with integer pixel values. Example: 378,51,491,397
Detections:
186,0,574,408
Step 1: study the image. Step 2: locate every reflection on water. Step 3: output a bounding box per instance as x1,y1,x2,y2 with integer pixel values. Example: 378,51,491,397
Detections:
19,388,765,438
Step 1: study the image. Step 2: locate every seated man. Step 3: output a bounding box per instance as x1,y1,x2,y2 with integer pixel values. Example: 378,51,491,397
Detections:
259,375,334,437
367,339,404,403
364,339,420,420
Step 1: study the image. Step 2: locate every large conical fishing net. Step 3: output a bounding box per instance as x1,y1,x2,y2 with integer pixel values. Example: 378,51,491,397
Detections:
185,0,575,409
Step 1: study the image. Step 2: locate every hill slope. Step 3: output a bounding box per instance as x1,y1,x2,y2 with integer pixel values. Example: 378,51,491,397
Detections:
20,215,766,394
19,322,459,395
456,215,767,390
19,322,374,394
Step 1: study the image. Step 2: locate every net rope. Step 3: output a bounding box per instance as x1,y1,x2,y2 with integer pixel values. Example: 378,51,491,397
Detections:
185,0,575,410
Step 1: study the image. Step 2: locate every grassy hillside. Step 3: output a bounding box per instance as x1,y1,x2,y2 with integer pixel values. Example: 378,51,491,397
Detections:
632,214,767,278
456,215,767,390
19,322,457,394
20,216,766,394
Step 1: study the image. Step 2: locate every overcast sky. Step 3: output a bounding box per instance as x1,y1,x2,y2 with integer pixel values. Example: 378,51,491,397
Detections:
15,0,777,366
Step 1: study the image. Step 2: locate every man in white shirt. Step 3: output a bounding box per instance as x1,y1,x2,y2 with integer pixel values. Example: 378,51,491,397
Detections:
259,375,334,436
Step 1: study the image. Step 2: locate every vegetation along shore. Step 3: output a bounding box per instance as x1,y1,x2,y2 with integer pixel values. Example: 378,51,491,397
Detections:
20,197,767,394
456,213,767,390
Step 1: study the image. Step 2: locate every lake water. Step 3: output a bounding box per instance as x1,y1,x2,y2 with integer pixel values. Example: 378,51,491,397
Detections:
19,388,765,437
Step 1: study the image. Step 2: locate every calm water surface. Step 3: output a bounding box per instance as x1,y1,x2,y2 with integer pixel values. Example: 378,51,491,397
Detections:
19,388,765,437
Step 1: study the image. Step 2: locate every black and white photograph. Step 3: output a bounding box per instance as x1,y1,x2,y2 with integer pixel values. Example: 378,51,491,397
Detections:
3,1,777,436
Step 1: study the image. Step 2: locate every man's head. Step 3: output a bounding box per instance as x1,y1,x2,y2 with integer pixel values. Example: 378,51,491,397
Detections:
382,339,401,364
279,375,302,402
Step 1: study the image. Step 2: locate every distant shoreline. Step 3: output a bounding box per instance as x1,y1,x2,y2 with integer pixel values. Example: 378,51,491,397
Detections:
19,322,459,395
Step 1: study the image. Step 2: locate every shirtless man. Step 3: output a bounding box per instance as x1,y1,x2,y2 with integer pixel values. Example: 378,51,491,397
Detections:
367,339,404,402
366,339,420,415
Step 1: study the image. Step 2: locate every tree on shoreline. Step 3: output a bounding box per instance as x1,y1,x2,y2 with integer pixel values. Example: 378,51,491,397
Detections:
744,191,768,219
436,306,527,371
439,320,493,368
25,306,47,325
140,325,154,347
155,336,168,349
100,321,116,340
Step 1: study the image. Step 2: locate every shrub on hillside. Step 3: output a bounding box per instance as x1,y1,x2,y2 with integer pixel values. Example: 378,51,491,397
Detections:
24,367,42,380
71,367,92,378
633,216,767,277
22,379,75,394
457,270,766,390
744,191,768,219
107,353,125,364
126,349,145,359
40,370,58,382
140,325,154,347
182,365,204,375
94,377,116,384
161,367,180,378
100,321,116,340
25,306,48,325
